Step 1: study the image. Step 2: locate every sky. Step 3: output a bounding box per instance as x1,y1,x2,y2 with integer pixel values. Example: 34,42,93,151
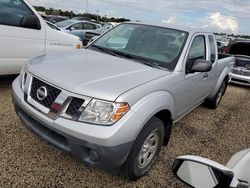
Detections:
28,0,250,35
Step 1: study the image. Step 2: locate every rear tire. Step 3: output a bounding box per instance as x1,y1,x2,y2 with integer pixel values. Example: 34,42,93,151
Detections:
206,80,227,109
123,117,164,180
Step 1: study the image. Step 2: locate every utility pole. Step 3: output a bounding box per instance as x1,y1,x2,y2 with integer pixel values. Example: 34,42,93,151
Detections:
85,0,88,14
96,10,99,22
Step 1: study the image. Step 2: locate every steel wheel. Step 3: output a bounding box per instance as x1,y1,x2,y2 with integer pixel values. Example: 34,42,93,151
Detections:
137,130,159,168
123,117,165,180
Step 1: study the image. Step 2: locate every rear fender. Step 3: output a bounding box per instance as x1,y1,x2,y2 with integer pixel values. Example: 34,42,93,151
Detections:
208,67,229,99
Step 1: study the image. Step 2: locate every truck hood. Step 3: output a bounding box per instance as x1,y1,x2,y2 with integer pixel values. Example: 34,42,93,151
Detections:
27,49,169,101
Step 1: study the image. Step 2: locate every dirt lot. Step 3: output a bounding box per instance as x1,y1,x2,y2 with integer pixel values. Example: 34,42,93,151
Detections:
0,76,249,187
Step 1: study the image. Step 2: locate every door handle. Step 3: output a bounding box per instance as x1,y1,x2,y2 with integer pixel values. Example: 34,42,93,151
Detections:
203,73,208,80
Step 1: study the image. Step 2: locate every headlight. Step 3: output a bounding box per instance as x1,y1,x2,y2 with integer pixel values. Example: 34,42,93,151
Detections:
20,66,27,91
78,99,130,125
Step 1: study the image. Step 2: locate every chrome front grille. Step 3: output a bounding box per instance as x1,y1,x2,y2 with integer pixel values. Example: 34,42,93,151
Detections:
232,69,250,76
65,98,85,117
25,75,91,120
30,77,61,109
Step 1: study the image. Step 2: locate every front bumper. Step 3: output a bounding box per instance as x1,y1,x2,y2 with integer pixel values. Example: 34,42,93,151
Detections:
12,77,135,169
230,73,250,86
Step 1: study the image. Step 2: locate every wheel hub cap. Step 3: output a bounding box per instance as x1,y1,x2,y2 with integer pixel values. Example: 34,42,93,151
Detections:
138,130,159,168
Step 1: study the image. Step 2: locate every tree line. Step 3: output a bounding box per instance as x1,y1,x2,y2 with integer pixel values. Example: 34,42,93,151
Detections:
34,6,130,23
214,32,250,39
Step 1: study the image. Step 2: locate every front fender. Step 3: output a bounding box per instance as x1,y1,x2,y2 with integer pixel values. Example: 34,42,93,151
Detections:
130,91,175,139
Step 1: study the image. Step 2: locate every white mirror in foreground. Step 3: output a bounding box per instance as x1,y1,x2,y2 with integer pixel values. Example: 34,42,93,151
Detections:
172,155,235,188
177,160,221,188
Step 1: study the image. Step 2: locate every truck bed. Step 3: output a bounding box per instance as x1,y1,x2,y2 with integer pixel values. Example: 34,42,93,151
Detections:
218,53,233,60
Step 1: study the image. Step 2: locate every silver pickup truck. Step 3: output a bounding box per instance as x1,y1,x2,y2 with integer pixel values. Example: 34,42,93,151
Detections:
12,22,235,180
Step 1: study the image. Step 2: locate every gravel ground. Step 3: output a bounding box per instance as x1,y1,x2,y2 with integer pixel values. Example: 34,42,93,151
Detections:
0,76,249,188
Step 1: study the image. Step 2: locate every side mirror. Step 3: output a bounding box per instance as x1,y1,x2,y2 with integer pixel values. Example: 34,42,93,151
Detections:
187,59,212,73
21,15,41,30
172,155,234,188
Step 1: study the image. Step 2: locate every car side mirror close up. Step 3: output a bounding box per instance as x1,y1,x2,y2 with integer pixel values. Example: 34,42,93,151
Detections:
171,155,235,188
21,15,41,30
187,59,212,74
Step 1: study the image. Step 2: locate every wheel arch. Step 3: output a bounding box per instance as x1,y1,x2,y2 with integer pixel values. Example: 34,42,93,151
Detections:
208,67,230,99
154,109,173,146
131,91,175,147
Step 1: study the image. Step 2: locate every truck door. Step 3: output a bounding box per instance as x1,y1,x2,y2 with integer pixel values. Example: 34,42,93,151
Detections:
175,34,212,118
0,0,45,75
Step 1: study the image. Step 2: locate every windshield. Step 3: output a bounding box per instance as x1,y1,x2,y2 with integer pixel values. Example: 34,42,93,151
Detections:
89,23,188,70
55,20,74,28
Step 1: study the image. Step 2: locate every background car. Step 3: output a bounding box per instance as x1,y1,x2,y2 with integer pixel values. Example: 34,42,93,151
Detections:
41,15,68,24
70,16,101,25
55,20,102,42
84,24,115,45
217,41,226,53
228,39,250,86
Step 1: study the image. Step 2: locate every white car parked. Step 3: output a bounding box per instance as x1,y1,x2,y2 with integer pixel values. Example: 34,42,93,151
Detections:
0,0,82,75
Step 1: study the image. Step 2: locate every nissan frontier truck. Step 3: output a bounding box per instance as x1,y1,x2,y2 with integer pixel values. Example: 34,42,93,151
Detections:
12,22,235,180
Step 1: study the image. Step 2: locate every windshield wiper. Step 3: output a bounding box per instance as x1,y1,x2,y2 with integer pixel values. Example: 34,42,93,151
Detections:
110,51,167,70
90,45,167,70
91,45,118,57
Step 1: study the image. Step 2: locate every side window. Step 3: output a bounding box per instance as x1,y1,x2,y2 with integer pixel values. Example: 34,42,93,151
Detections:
208,35,216,63
85,23,96,30
0,0,34,27
70,23,83,30
187,35,206,66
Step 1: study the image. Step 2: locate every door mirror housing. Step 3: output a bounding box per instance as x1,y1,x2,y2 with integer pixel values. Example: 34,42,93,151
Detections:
172,155,235,188
21,15,41,30
187,59,212,74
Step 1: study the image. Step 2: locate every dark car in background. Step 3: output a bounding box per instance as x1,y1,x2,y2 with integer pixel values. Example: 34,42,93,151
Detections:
71,16,91,21
217,41,226,53
229,39,250,86
71,16,102,25
41,15,68,24
84,30,101,45
84,23,115,45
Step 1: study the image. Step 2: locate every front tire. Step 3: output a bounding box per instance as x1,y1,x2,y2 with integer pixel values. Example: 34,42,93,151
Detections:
123,117,164,180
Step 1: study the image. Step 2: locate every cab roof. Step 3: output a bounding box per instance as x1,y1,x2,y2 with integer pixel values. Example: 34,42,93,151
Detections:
124,21,212,35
